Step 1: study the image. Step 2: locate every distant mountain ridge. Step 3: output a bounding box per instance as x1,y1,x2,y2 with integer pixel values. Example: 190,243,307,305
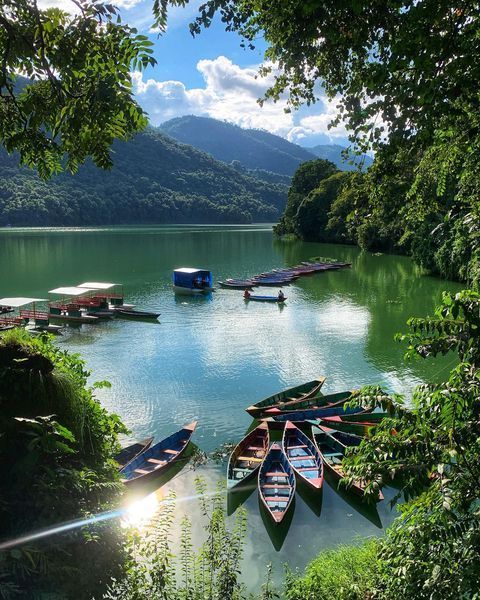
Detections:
307,144,373,170
160,115,372,176
160,116,316,177
0,128,287,226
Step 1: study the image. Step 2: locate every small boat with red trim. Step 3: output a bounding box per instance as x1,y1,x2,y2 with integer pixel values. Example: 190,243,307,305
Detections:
258,443,296,524
227,423,270,489
246,377,326,417
282,421,323,490
120,421,197,486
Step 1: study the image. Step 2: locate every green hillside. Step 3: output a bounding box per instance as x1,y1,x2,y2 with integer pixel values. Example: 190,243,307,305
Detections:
307,144,373,170
160,115,315,176
0,128,287,226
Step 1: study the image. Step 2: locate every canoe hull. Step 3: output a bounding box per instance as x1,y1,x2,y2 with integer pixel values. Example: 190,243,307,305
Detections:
246,377,326,418
227,423,269,490
283,422,323,490
121,422,197,486
258,443,296,524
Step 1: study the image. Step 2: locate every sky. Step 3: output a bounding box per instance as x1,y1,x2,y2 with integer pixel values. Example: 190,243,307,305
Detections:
38,0,351,148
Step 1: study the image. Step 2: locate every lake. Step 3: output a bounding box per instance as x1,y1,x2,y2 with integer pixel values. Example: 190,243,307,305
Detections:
0,224,463,593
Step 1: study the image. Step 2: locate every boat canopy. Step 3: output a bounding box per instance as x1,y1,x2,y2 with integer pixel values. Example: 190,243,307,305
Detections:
78,282,119,290
173,268,212,288
0,297,46,307
49,287,95,296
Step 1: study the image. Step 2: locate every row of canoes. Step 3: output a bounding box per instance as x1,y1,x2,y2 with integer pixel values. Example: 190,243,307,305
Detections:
219,260,351,289
116,421,197,486
228,420,384,524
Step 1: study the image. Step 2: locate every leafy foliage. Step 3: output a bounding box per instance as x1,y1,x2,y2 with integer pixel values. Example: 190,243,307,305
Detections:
341,290,480,598
0,329,128,598
284,539,380,600
103,478,249,600
0,3,155,177
0,129,287,225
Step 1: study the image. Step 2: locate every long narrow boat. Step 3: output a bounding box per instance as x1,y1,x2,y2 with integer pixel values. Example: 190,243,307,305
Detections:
244,295,287,303
264,401,370,427
227,423,270,489
263,390,355,417
282,422,323,490
219,280,255,289
115,437,154,469
319,413,388,437
120,422,197,486
258,443,296,524
313,425,383,500
246,377,326,418
115,308,161,319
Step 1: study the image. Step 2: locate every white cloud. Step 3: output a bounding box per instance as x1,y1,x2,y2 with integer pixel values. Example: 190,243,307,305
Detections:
133,56,349,143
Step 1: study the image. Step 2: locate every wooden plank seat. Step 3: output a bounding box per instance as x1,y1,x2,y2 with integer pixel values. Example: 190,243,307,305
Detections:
297,466,317,471
264,495,288,503
286,444,308,450
237,456,263,462
262,483,290,489
247,445,265,451
148,458,166,465
164,449,179,455
265,471,287,477
288,454,313,460
134,468,150,475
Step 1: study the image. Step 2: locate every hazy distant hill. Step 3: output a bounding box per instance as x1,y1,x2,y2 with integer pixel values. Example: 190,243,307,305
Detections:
160,116,316,177
0,128,288,226
307,144,373,170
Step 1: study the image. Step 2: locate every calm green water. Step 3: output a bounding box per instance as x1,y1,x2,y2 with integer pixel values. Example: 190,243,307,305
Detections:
0,225,463,592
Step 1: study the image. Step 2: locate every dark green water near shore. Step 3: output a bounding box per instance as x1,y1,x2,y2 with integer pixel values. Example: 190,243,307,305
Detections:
0,224,463,591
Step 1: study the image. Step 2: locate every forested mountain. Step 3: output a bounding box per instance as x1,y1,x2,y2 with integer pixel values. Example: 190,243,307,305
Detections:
307,144,373,170
160,116,316,177
0,129,288,226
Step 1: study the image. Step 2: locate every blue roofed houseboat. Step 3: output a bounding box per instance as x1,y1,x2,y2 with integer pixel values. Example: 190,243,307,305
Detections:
173,268,214,295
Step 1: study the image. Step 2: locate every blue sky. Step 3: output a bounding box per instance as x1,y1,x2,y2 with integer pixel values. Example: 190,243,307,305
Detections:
41,0,351,147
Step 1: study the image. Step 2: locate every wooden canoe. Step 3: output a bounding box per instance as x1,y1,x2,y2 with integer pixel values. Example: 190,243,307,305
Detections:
282,421,323,490
120,422,196,486
227,423,270,489
313,425,383,500
115,309,160,319
263,390,356,416
115,437,154,469
258,443,296,524
244,295,287,303
265,396,370,424
246,377,326,417
319,413,387,436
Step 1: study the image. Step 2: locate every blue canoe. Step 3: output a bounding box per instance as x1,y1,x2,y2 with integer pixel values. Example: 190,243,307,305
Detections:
245,295,287,303
120,421,197,486
282,421,323,490
265,402,369,424
258,443,296,524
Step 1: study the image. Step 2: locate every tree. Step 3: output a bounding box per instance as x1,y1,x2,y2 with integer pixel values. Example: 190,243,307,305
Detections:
0,0,156,178
341,290,480,598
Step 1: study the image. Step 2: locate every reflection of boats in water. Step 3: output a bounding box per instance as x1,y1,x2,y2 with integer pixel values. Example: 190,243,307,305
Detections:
323,469,383,529
227,479,257,516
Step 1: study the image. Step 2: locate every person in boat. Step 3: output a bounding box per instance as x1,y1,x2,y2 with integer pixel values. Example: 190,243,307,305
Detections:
244,289,251,299
278,289,285,302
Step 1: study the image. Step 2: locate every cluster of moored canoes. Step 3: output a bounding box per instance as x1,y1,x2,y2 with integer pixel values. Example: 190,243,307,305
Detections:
218,260,351,290
228,378,388,524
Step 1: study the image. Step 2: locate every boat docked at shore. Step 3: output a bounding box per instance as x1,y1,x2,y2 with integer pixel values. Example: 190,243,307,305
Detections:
173,268,214,295
313,425,383,500
48,287,100,324
258,443,296,524
0,297,64,334
115,437,154,469
227,423,270,489
282,421,323,490
246,378,326,417
78,281,135,312
263,400,370,428
120,421,197,486
263,390,357,416
319,413,388,436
